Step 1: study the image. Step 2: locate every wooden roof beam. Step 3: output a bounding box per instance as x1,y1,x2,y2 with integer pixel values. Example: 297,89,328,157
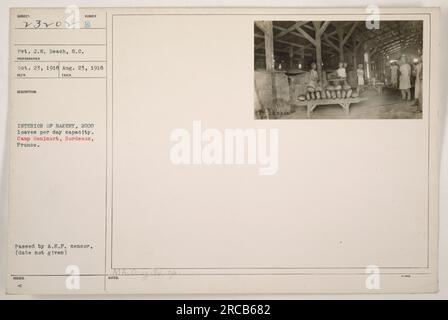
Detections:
343,22,359,43
323,34,340,52
275,21,308,38
295,25,317,46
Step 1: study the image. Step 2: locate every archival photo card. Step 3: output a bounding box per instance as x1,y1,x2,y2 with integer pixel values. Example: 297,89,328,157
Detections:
6,7,439,295
254,20,424,119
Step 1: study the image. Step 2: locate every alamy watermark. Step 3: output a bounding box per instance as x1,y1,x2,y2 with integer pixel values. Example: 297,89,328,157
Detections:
365,5,380,30
365,265,381,290
169,121,279,175
65,264,80,290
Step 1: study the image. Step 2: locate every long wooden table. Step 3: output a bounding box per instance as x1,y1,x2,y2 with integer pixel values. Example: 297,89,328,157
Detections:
295,97,368,118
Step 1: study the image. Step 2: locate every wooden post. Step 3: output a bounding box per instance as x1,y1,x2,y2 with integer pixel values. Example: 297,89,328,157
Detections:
289,46,294,69
264,21,274,71
262,21,276,111
315,34,323,81
312,22,323,82
300,48,305,68
364,43,370,81
337,24,344,62
255,21,276,112
353,38,358,69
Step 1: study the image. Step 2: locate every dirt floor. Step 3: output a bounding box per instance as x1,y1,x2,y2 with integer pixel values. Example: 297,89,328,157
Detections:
283,87,423,119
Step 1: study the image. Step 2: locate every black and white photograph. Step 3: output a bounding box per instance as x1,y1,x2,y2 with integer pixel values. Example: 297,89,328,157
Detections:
254,20,424,119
